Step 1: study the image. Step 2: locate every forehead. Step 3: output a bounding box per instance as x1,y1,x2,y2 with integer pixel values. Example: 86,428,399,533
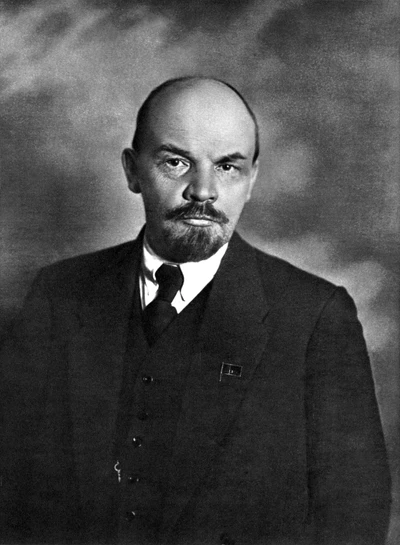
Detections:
144,82,256,157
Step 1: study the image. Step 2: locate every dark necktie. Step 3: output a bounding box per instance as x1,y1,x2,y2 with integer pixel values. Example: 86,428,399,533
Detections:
142,263,184,346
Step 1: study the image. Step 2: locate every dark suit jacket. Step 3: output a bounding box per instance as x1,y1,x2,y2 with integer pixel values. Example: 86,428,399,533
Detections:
0,231,391,545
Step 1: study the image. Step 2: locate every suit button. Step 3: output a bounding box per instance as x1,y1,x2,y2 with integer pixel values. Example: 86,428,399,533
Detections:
125,510,136,521
128,475,141,484
142,375,153,384
132,436,143,447
137,410,150,421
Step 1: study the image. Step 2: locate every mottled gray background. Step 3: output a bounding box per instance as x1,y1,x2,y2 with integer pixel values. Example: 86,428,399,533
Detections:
0,0,398,541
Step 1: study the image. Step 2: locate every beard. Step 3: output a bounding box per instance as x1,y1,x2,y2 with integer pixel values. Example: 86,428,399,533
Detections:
158,202,232,262
162,222,229,262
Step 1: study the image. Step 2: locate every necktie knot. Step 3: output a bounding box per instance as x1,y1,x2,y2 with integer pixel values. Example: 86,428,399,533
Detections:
155,264,183,303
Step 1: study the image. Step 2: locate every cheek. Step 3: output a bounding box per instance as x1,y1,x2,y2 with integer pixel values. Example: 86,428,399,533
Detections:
221,186,250,216
141,184,181,215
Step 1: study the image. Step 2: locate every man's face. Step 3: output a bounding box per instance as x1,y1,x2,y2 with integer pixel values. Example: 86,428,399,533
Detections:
123,81,259,262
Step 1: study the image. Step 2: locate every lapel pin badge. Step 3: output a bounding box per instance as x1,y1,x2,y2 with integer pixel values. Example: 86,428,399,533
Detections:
219,362,243,382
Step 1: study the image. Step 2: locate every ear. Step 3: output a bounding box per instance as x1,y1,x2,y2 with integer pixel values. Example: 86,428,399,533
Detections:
122,148,142,194
246,159,259,202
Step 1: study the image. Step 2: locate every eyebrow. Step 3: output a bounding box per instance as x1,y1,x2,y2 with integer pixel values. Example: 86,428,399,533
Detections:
155,144,194,158
216,152,248,163
155,144,248,163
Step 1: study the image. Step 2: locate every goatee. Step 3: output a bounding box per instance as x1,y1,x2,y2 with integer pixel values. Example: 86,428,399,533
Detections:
161,202,231,262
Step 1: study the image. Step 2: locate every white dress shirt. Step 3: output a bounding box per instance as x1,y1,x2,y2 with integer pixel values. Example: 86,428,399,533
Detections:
140,238,228,313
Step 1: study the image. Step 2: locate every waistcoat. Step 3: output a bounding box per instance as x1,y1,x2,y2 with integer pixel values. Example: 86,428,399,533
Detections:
114,280,211,544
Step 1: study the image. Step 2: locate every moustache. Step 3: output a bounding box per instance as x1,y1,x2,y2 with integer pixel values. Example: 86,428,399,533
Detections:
165,202,229,225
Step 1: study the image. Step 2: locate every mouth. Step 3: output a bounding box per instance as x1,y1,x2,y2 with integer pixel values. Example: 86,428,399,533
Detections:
181,216,219,226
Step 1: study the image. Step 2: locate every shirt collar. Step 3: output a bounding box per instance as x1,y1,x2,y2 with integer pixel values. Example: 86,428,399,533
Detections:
142,236,228,302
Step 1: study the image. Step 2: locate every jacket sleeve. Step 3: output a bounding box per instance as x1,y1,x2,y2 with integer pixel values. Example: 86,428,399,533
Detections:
305,286,391,545
0,272,55,543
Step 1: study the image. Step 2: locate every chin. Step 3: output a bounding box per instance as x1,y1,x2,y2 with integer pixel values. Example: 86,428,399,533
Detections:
161,222,231,263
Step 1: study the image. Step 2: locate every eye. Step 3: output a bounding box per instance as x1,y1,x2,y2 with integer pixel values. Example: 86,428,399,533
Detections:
218,163,238,172
165,158,186,168
159,156,190,177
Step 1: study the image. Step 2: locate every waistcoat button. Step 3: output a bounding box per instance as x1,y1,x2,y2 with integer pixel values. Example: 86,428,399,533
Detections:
132,436,143,447
125,510,136,521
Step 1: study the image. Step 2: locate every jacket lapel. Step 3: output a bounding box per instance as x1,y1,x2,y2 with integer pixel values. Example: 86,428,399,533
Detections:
67,236,142,512
162,232,284,534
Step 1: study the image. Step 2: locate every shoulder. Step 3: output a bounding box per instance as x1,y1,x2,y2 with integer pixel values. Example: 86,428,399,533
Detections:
228,232,352,322
240,235,360,328
239,235,339,302
34,239,140,298
43,239,137,275
244,239,360,339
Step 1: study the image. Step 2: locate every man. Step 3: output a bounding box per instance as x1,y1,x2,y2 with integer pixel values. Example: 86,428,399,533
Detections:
1,77,391,545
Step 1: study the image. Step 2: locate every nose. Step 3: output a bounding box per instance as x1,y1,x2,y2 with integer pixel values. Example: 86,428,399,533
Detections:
182,168,218,203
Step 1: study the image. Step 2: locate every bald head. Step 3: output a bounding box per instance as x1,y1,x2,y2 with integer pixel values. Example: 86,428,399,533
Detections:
132,76,259,164
122,76,259,262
